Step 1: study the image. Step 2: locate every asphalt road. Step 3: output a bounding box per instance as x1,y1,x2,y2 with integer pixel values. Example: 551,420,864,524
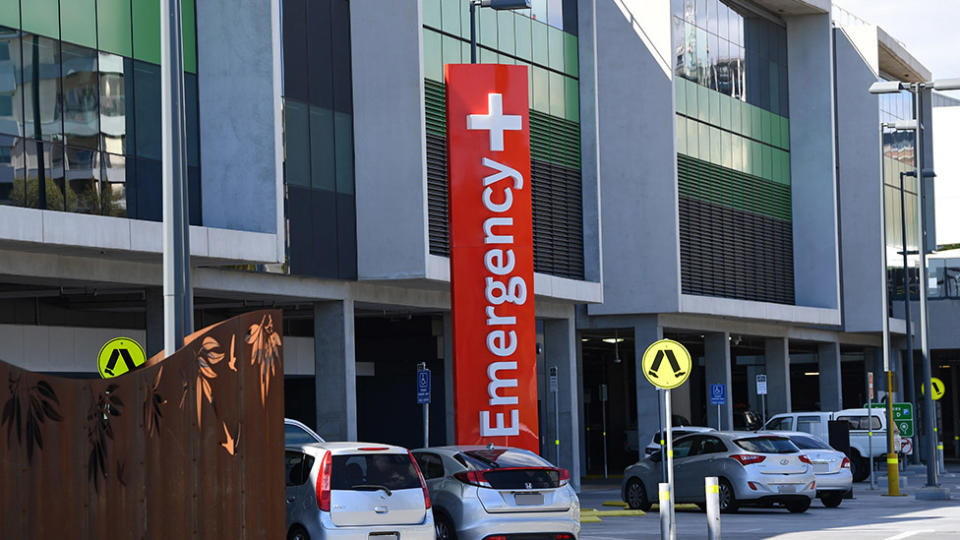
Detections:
579,466,960,539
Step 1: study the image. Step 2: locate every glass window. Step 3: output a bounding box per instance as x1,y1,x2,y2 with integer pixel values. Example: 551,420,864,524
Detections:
0,134,19,205
309,106,334,190
22,0,59,39
549,71,564,117
563,31,578,77
283,100,310,187
331,453,422,491
22,139,64,210
413,452,445,480
284,422,322,445
735,436,798,454
61,43,99,151
423,29,443,82
101,152,127,217
498,11,516,56
98,0,133,57
182,0,197,73
765,416,792,431
185,73,199,167
790,435,829,450
61,0,98,49
133,61,161,160
282,0,309,102
531,19,549,67
441,0,461,36
795,415,822,435
132,0,162,64
22,34,62,143
672,436,697,458
0,27,22,138
64,146,99,214
548,25,564,72
99,53,133,156
334,111,354,195
564,76,578,122
285,451,315,486
515,13,532,61
307,0,333,109
424,0,442,28
480,7,497,48
697,436,727,454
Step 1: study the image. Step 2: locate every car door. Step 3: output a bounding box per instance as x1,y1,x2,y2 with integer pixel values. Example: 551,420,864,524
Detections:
669,436,700,501
413,452,446,501
285,450,316,529
677,436,727,502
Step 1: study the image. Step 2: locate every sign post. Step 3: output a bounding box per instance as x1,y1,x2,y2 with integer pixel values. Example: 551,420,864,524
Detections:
710,383,726,430
642,339,693,540
550,366,559,465
417,363,431,448
868,372,875,489
445,63,537,451
756,374,768,424
600,383,608,479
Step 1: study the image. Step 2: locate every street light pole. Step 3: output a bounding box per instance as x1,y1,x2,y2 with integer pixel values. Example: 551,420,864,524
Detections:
468,1,532,65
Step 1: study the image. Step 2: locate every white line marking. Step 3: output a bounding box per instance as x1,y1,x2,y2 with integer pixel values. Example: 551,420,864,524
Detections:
885,530,934,540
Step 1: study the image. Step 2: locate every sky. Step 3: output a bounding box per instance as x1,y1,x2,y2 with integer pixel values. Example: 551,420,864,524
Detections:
834,0,960,98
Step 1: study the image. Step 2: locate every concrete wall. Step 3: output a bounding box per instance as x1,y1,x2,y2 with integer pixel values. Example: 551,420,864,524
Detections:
579,0,603,284
197,0,283,241
933,105,960,246
834,27,885,333
351,0,429,280
587,0,680,316
0,325,145,373
786,13,841,310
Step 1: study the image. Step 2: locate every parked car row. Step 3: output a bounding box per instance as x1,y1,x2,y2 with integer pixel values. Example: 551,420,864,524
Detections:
623,430,852,514
283,419,580,539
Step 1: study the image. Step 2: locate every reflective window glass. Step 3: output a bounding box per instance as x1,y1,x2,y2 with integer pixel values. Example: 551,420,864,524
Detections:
61,43,99,151
334,110,353,195
101,152,127,217
22,34,62,143
133,61,161,161
99,53,132,155
0,134,19,205
64,145,99,213
309,105,334,191
0,27,22,138
283,99,310,187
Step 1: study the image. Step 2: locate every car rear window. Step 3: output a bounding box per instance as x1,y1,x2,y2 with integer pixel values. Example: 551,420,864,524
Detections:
285,423,320,445
331,454,421,491
790,435,830,450
459,448,553,469
734,436,799,454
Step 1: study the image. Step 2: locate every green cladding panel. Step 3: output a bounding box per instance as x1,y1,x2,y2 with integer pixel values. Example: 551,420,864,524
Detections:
0,0,19,31
98,0,133,57
133,0,161,64
61,0,98,48
22,0,60,38
182,0,197,72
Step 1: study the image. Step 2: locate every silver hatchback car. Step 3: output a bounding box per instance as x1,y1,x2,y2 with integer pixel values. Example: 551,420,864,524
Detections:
622,432,816,513
413,446,580,540
763,430,853,508
285,442,435,540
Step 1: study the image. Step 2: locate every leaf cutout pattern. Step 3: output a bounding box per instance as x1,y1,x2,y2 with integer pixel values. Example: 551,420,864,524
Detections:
194,337,224,429
87,386,124,492
220,421,241,456
2,373,63,463
246,314,282,406
143,366,166,438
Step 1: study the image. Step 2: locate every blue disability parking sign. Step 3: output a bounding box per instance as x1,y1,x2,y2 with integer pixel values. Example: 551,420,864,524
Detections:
417,369,431,404
710,383,726,405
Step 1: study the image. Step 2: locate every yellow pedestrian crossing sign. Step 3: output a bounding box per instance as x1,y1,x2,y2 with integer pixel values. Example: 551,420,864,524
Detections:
97,337,147,379
642,339,693,389
921,377,946,401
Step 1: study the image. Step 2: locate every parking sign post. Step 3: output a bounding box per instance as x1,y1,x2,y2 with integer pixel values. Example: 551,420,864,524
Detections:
710,384,726,430
868,372,876,490
417,363,431,448
756,374,768,424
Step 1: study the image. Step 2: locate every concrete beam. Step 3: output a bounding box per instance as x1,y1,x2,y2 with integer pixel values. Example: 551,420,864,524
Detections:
314,300,357,441
818,342,842,410
704,333,733,430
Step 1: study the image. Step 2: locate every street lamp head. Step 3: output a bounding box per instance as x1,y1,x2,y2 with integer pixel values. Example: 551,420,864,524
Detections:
481,0,532,9
869,80,907,94
933,78,960,91
903,168,937,179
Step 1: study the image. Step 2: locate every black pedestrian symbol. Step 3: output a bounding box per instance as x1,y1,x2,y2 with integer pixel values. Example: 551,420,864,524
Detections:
103,348,139,377
648,349,686,379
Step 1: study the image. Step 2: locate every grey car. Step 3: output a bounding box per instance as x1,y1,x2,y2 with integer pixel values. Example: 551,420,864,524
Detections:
762,430,853,508
413,446,580,540
622,432,816,513
285,442,435,540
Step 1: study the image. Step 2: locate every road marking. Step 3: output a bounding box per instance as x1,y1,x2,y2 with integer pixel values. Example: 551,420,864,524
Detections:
885,531,934,540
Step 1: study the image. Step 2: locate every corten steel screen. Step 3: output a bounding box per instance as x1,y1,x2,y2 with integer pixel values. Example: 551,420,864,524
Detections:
445,63,539,452
0,310,286,539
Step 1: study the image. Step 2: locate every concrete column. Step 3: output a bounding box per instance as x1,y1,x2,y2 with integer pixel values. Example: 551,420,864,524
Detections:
144,287,164,357
576,332,587,477
704,333,733,430
633,316,663,458
818,342,842,411
543,314,582,491
765,338,791,416
314,300,357,441
442,313,455,444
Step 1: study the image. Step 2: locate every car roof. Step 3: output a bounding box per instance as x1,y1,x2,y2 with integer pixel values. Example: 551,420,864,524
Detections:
411,445,537,456
758,430,825,438
288,441,410,455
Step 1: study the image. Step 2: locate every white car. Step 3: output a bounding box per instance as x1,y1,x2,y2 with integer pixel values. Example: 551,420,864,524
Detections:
285,418,324,445
761,409,900,482
644,426,716,456
760,430,853,507
285,442,434,540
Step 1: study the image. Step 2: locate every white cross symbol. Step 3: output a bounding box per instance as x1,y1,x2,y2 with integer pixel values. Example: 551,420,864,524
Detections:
467,93,522,152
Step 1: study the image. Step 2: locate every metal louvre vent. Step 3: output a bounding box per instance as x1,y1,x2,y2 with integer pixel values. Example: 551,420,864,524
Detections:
678,196,795,305
424,80,585,280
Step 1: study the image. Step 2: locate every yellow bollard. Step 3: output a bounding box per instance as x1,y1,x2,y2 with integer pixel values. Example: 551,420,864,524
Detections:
886,453,900,496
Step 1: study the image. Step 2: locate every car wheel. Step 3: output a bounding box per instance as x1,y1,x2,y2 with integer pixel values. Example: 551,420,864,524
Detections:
625,478,651,511
821,492,844,508
287,525,310,540
786,498,811,513
435,512,457,540
849,452,869,482
718,478,739,513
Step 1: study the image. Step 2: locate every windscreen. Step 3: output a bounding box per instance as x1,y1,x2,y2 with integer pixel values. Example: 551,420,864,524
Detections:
285,423,320,445
735,436,799,454
790,435,830,450
331,454,421,491
458,449,560,489
460,448,553,469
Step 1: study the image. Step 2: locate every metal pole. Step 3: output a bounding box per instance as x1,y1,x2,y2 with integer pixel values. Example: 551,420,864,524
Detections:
469,1,478,64
665,389,676,540
423,401,429,448
659,389,667,481
705,476,721,540
601,384,608,480
887,371,900,495
554,379,560,466
761,394,766,425
659,482,671,540
913,86,938,487
717,403,721,431
898,168,919,465
869,388,876,489
161,0,189,355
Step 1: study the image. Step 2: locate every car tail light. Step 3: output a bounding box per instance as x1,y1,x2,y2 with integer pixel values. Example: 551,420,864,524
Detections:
747,481,759,491
798,454,813,465
358,446,389,451
732,454,766,466
557,468,571,487
840,457,850,469
555,535,575,540
407,451,431,509
485,536,508,540
454,470,492,488
315,450,332,512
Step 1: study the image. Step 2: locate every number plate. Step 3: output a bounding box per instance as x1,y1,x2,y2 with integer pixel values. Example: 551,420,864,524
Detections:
515,493,544,506
368,534,398,540
777,484,796,494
